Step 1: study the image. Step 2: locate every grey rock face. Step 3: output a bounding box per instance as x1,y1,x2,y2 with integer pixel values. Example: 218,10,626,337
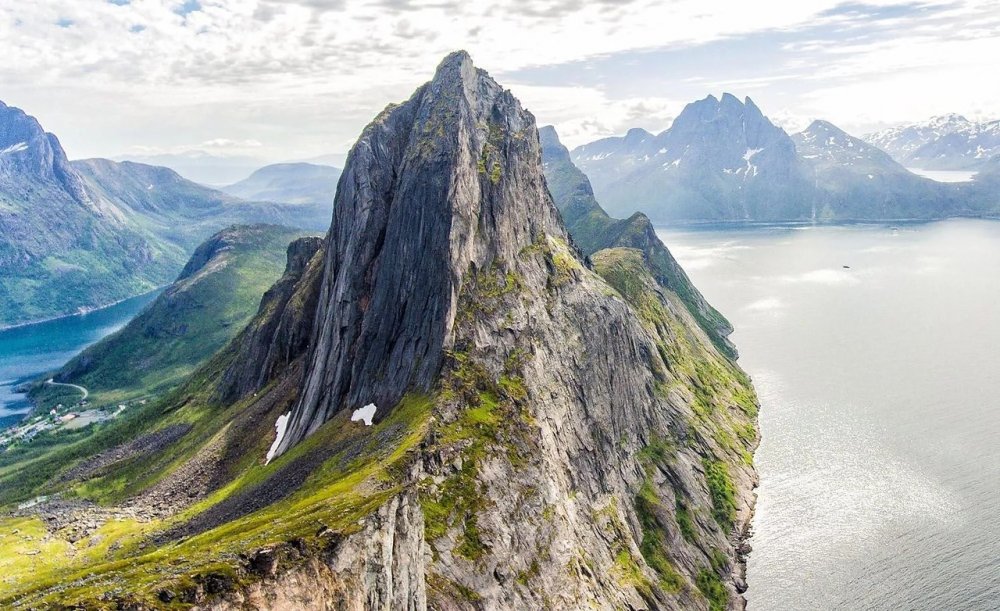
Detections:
540,124,737,358
277,51,563,453
226,51,760,610
216,236,325,404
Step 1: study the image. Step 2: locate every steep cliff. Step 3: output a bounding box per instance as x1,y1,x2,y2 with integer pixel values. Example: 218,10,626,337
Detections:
249,51,757,609
0,52,758,611
540,125,735,358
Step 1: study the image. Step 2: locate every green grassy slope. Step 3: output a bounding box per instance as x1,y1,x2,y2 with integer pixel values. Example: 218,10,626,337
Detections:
540,125,737,358
45,225,306,407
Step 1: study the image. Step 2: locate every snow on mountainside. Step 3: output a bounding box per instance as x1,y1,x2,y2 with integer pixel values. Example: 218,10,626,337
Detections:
864,114,1000,170
570,93,810,221
795,120,907,172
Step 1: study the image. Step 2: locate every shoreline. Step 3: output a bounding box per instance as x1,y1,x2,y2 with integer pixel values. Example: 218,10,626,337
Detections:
0,286,166,333
650,214,1000,230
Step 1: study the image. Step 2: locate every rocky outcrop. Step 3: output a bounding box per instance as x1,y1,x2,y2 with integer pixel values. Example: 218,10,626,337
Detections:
215,235,324,404
198,492,427,611
540,125,736,357
242,51,759,609
277,51,564,453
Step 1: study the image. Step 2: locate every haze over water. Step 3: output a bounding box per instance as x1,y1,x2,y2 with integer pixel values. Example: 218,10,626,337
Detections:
659,219,1000,610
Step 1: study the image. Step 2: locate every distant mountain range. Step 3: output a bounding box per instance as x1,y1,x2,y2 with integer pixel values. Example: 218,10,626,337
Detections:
113,151,266,186
0,101,329,327
570,95,996,222
572,94,811,221
793,120,965,219
221,162,341,205
864,114,1000,171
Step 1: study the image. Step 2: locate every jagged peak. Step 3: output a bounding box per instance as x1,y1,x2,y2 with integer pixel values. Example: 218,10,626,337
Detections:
720,92,742,106
275,51,564,455
538,124,560,145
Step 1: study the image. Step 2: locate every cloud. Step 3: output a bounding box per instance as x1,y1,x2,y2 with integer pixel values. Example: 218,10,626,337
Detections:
0,0,996,161
781,269,860,285
744,297,785,312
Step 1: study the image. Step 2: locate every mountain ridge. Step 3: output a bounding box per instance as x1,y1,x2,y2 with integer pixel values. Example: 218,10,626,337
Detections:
221,162,342,205
570,96,996,222
0,52,758,611
0,100,333,327
864,114,1000,170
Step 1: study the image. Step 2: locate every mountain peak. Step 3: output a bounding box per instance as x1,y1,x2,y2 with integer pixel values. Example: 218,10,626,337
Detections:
276,51,563,453
804,119,842,134
0,100,89,205
624,126,652,144
430,49,477,89
720,92,741,105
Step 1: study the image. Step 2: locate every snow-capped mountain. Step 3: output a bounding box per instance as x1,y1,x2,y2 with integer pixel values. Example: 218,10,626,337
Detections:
571,93,812,221
864,115,1000,170
796,120,910,174
568,97,995,222
795,120,965,219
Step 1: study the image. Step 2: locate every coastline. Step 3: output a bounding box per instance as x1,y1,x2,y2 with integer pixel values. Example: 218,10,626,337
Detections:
0,286,166,333
648,213,1000,230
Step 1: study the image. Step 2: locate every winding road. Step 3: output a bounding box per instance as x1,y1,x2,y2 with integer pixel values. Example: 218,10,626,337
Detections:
45,378,89,401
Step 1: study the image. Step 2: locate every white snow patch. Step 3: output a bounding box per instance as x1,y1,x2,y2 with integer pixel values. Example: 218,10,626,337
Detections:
657,148,667,154
743,148,763,161
265,412,290,465
352,403,377,426
0,142,28,155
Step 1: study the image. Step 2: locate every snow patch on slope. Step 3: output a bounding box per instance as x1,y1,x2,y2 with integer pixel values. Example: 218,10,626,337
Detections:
352,403,377,426
265,412,290,464
0,142,28,155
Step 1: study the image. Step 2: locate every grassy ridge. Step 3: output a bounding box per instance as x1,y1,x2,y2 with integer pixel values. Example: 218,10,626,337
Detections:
48,225,305,407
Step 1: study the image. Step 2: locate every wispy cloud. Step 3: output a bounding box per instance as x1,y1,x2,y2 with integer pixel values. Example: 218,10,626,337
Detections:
0,0,996,159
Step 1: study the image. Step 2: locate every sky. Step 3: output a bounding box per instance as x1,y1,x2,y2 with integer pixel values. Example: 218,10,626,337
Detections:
2,0,999,181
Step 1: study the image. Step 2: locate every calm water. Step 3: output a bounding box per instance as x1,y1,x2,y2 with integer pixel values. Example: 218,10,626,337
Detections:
658,219,1000,611
0,291,160,428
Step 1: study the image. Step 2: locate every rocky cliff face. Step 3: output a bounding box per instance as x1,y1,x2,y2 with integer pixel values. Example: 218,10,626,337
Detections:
239,52,759,609
540,124,736,358
0,53,759,611
276,51,565,453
